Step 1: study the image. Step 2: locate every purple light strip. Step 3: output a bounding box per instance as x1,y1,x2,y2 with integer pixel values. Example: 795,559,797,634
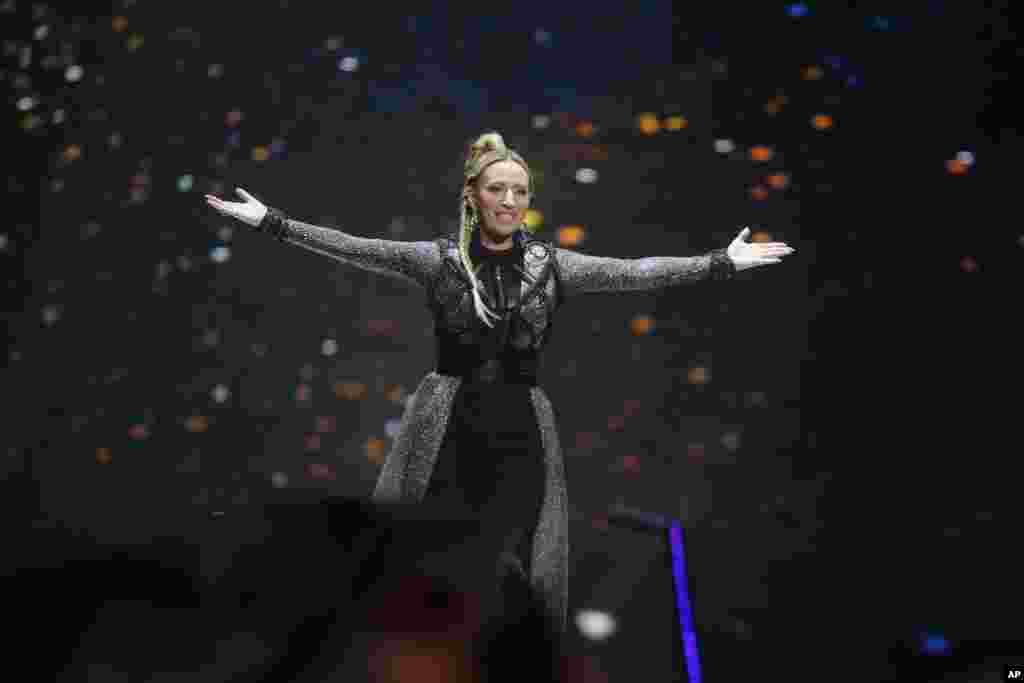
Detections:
669,521,702,683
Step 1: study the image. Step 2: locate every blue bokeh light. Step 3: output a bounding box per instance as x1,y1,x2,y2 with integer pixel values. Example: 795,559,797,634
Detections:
787,4,809,18
921,633,952,656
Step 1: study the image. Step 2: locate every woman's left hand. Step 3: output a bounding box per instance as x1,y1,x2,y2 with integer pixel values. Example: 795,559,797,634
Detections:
726,227,795,272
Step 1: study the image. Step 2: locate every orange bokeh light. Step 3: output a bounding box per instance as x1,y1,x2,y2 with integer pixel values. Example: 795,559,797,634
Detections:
751,230,772,243
637,113,660,135
95,447,112,465
63,145,82,162
366,437,387,465
385,384,406,404
334,381,367,400
557,226,585,247
252,146,270,162
630,315,655,336
112,16,128,32
767,173,790,189
802,65,824,80
812,114,833,130
764,95,788,115
749,146,773,162
688,366,709,385
185,415,209,433
576,121,596,137
946,159,969,175
664,116,688,131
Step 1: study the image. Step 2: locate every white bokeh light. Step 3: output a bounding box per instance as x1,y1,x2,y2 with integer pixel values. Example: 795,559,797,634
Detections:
714,139,735,154
576,609,617,641
65,65,84,82
338,57,359,72
271,471,288,488
16,96,36,111
575,168,598,184
321,338,339,356
211,384,230,403
956,150,975,166
42,305,61,326
721,431,741,452
532,114,550,130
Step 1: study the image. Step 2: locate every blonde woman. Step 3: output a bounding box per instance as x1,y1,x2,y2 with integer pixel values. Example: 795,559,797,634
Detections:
205,131,795,639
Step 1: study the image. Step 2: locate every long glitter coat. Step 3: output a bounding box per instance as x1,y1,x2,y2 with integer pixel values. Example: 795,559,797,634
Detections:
259,208,736,632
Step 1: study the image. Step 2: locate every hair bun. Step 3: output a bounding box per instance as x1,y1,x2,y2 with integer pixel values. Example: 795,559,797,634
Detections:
466,131,506,165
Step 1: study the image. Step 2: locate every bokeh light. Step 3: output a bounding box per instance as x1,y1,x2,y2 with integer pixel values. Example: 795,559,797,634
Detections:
523,208,544,230
802,65,823,80
576,609,617,641
663,115,688,131
365,438,387,465
630,315,655,336
334,381,367,401
636,113,660,135
557,225,585,247
811,113,834,130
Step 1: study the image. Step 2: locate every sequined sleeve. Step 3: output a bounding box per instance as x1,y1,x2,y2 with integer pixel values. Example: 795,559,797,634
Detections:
553,246,736,297
257,207,441,290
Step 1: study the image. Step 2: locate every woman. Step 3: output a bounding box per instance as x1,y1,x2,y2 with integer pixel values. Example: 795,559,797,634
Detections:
205,131,795,639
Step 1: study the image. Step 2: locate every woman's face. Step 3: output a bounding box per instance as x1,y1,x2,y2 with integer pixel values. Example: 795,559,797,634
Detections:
469,160,531,246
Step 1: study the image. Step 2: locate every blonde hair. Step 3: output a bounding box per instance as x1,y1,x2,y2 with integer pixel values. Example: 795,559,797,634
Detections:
459,131,536,328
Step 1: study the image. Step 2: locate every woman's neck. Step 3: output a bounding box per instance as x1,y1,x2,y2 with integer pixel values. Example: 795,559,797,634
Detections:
479,231,515,252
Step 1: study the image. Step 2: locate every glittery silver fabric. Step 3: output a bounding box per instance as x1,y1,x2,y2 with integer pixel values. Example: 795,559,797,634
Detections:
260,208,735,632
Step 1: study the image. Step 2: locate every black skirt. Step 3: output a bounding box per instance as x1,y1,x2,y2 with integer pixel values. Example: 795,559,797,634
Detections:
424,379,546,604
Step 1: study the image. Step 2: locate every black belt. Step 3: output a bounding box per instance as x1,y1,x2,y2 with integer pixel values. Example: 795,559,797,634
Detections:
436,358,538,386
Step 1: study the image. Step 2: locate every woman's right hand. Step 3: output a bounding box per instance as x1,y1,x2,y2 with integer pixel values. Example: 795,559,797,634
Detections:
205,187,268,228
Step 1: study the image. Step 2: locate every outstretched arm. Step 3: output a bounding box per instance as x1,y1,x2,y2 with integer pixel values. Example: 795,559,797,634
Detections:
554,247,736,297
554,227,794,298
206,188,440,290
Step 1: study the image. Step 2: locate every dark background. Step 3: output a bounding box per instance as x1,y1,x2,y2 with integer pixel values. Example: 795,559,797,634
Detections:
3,0,1018,681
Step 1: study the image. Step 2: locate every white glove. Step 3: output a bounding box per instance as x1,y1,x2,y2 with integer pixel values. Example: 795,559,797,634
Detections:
205,187,268,228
